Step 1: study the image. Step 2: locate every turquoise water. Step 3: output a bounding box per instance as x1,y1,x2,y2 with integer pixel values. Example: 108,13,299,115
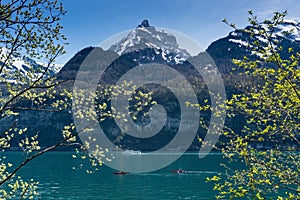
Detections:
3,152,226,199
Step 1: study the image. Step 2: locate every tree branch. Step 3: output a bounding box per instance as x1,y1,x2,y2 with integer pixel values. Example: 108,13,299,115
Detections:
0,127,87,186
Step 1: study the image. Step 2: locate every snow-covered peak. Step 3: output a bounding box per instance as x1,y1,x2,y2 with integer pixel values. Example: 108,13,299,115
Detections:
263,19,300,41
225,19,300,60
229,19,300,48
0,47,62,83
109,20,191,60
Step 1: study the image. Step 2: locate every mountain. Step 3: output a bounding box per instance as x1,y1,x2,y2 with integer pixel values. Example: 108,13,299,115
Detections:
206,19,300,73
39,19,300,150
4,19,300,151
35,20,210,151
0,47,62,83
57,20,197,82
109,19,190,63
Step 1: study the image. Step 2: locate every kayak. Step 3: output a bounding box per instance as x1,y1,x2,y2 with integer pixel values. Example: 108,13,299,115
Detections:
113,171,129,175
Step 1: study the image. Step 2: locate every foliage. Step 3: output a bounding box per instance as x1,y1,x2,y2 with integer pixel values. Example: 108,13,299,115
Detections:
207,11,300,199
0,0,69,198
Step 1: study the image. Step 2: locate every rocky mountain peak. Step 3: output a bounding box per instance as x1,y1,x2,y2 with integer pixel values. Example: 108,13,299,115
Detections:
109,20,191,60
137,19,150,28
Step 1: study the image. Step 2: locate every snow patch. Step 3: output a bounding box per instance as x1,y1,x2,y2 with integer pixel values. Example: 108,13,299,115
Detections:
229,39,249,47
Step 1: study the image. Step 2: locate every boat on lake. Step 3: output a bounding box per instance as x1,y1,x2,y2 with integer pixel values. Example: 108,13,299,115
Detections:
113,171,129,175
171,169,188,174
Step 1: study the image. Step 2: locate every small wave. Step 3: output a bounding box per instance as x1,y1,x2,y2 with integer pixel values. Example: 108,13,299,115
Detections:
132,173,173,177
130,171,218,176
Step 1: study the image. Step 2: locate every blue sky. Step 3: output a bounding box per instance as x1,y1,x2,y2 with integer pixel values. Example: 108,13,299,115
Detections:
57,0,300,64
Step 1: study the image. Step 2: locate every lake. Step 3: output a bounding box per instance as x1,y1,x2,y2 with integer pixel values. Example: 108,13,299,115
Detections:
2,152,227,199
